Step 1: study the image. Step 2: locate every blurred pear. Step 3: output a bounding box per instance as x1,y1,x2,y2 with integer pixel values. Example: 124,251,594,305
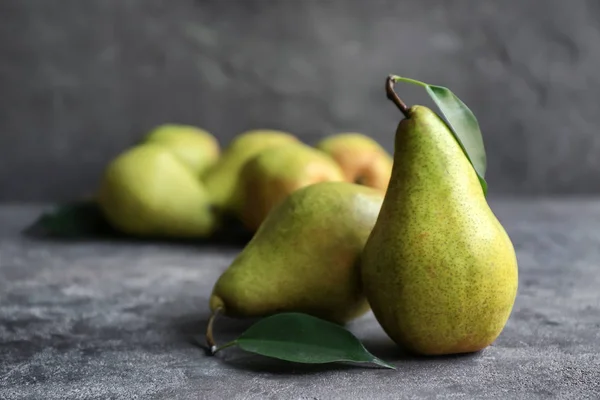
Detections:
203,129,299,212
97,143,217,238
144,124,220,177
238,143,345,231
316,133,393,191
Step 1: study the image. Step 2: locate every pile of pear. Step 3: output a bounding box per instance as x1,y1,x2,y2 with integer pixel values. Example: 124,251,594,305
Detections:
97,95,518,356
97,125,393,238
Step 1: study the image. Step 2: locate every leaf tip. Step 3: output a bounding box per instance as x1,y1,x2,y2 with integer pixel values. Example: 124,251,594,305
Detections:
372,358,396,370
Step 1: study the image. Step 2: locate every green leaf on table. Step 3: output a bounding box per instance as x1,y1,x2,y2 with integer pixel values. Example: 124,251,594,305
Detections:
23,200,117,238
390,75,488,195
215,312,395,369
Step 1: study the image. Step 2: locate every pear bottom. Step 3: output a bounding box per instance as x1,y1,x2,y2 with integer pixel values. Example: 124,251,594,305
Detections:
373,305,514,356
362,226,518,357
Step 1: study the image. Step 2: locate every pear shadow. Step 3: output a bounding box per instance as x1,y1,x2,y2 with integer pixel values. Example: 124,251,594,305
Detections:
358,336,414,361
22,214,254,249
359,336,486,364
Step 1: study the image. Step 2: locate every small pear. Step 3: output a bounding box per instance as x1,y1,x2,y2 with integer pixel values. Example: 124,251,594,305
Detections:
361,81,518,356
97,143,216,238
203,129,299,212
238,143,346,231
316,133,393,191
209,182,384,324
144,124,220,177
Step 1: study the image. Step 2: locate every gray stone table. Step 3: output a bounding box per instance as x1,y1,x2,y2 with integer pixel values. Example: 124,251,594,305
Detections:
1,201,600,399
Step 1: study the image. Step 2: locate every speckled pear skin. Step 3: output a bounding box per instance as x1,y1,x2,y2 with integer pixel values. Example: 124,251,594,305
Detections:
238,143,346,231
316,133,393,191
203,130,299,212
361,106,519,355
210,182,384,324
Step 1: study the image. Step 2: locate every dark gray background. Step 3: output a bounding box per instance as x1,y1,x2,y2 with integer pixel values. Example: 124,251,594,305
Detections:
1,0,599,201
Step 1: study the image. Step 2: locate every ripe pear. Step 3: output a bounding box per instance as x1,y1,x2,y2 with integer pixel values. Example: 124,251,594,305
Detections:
203,129,299,212
238,143,346,231
361,94,518,356
316,133,393,191
209,182,384,324
144,124,220,177
97,143,217,238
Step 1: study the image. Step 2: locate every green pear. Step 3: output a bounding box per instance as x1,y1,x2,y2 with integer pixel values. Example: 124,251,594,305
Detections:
316,133,393,192
97,143,217,238
144,124,220,177
361,91,518,355
203,129,299,212
209,182,384,324
238,143,346,231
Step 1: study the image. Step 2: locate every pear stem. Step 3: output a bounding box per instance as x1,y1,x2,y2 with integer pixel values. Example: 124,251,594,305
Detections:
213,340,237,354
205,307,222,355
386,75,410,118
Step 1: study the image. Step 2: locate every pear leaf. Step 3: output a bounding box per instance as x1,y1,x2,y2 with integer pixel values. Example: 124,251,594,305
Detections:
390,76,488,195
23,200,118,238
215,313,395,369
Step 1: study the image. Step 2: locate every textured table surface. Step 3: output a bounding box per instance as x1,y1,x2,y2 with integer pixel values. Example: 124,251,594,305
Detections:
1,201,600,399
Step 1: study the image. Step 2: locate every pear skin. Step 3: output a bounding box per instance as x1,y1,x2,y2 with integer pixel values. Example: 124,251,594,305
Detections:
210,182,384,324
97,143,216,238
238,143,346,231
361,105,518,356
144,124,220,176
316,133,393,191
203,130,299,212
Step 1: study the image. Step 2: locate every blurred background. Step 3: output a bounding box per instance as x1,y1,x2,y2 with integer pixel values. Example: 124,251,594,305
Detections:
1,0,599,202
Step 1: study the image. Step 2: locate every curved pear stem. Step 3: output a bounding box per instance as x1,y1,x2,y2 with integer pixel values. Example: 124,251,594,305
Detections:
385,75,410,118
205,307,222,355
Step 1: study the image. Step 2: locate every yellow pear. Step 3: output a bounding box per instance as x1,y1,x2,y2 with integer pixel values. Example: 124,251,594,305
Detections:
97,143,216,238
202,129,299,212
209,182,384,324
144,124,220,177
238,143,346,231
361,85,518,356
316,133,393,191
